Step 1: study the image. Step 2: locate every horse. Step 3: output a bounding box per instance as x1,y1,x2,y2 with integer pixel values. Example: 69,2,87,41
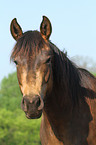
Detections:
10,16,96,145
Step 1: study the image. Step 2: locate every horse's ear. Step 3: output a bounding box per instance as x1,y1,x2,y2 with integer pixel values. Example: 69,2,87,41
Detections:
40,16,52,40
10,18,23,41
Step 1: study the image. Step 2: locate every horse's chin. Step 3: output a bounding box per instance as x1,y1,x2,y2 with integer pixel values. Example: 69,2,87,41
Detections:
25,111,42,119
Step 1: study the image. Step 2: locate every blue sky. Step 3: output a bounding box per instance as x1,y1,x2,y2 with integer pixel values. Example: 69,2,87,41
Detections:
0,0,96,82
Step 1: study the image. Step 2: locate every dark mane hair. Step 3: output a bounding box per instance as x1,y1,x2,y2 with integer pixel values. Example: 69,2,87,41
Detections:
49,42,81,107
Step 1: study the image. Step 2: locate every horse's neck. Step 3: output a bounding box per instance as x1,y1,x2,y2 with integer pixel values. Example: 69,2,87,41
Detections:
44,88,73,126
41,50,81,139
40,112,64,145
41,103,73,145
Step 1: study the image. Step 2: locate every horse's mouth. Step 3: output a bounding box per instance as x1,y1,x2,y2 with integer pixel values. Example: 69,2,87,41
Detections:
21,95,44,119
25,111,42,119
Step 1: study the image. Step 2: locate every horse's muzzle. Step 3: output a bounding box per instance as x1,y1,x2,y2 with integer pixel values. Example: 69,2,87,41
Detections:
21,95,44,119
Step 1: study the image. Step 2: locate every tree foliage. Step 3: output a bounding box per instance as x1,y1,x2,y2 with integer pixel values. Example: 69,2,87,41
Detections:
0,72,41,145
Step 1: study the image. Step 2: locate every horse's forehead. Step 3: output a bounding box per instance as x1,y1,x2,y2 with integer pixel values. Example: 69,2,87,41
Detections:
12,31,42,55
17,45,51,66
16,39,49,60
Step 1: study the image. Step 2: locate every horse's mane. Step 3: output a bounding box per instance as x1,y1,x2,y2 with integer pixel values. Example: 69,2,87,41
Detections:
49,42,81,107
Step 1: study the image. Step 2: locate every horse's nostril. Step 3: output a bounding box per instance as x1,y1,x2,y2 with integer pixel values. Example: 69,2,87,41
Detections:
33,96,44,110
22,95,44,111
35,97,41,108
21,97,28,112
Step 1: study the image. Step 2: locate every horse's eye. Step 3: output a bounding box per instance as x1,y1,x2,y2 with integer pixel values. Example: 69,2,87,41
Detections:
45,57,51,64
14,60,18,65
